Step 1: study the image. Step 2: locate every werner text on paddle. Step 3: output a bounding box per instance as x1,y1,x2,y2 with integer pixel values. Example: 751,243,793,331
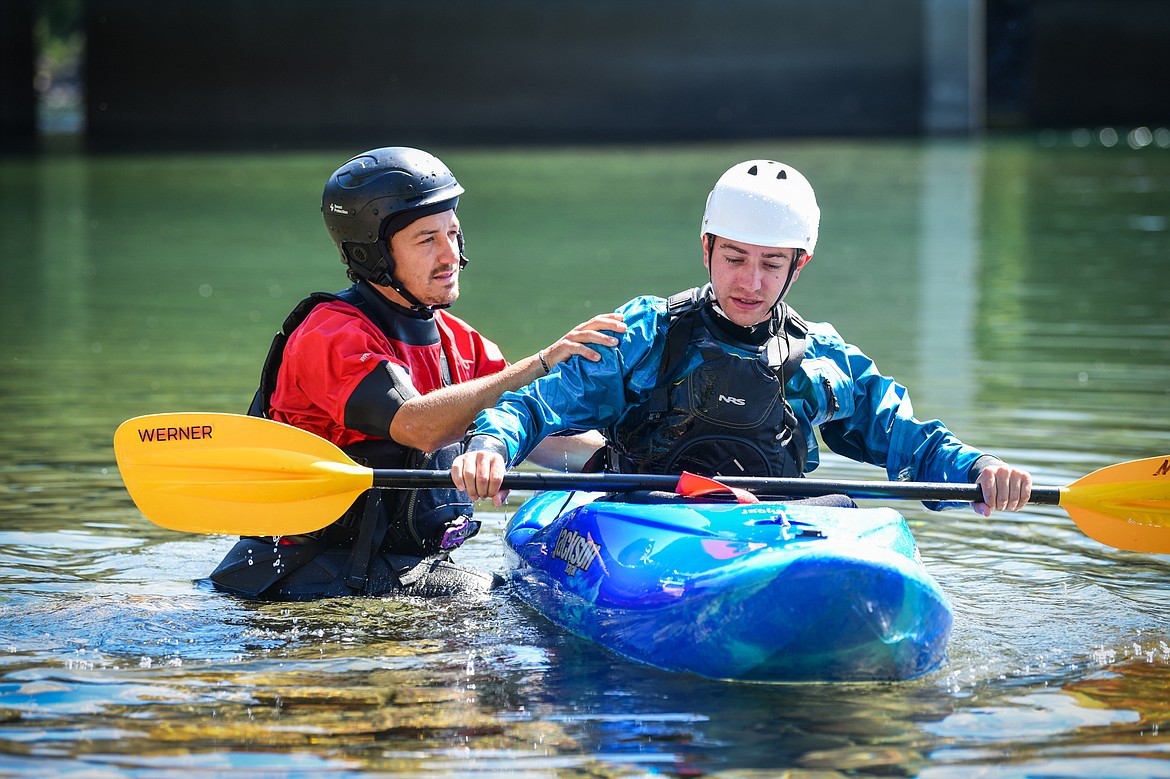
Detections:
137,425,213,443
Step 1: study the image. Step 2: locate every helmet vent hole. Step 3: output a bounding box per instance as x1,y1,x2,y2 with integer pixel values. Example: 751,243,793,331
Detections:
777,170,787,180
747,165,758,176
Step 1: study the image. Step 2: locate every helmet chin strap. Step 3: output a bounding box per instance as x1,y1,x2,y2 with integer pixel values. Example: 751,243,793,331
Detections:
776,249,803,303
385,250,470,314
387,277,436,313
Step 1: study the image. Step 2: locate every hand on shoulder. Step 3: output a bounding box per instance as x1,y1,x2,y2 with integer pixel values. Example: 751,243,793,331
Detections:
541,312,627,367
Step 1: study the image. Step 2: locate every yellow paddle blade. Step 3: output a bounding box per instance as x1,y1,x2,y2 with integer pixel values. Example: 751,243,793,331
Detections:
114,413,374,536
1060,455,1170,554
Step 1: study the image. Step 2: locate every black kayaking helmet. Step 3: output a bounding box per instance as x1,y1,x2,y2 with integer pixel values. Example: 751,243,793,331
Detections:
321,147,467,311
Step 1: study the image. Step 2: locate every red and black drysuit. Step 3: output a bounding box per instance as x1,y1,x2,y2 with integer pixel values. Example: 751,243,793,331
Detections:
208,281,507,600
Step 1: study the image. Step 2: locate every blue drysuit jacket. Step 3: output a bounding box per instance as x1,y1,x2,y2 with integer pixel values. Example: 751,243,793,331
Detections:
472,294,990,510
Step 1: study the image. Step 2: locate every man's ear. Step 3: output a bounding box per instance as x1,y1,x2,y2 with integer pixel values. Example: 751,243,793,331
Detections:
790,251,812,283
700,234,713,272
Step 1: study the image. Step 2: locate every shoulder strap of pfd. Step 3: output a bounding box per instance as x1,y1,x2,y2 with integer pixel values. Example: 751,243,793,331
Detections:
647,286,706,417
761,303,808,384
248,290,350,418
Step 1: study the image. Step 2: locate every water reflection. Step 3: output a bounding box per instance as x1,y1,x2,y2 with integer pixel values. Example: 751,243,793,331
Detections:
916,140,980,415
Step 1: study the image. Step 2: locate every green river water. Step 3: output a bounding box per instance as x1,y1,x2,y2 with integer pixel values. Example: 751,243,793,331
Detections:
1,136,1169,777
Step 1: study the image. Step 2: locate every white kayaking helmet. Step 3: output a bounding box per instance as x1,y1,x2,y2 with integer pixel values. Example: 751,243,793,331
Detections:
701,160,820,254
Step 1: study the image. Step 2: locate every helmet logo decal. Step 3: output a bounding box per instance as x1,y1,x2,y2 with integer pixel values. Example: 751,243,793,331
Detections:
328,203,352,215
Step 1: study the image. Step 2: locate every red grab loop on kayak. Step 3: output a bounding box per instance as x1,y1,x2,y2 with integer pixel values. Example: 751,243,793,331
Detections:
676,472,760,504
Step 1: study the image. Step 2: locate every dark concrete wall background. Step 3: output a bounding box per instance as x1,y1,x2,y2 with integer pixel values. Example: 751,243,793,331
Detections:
0,0,37,152
82,0,926,151
4,0,1169,152
1028,0,1170,128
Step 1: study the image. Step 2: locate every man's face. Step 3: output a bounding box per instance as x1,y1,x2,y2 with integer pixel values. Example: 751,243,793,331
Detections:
382,210,463,308
702,235,810,327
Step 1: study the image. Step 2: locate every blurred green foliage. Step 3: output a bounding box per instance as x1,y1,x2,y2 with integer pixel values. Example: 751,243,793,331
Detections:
34,0,83,79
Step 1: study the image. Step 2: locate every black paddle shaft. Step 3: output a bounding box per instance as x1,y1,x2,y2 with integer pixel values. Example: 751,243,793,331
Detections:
370,469,1063,505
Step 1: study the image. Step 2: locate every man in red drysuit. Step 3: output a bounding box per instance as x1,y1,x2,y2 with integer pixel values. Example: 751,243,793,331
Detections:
208,147,623,600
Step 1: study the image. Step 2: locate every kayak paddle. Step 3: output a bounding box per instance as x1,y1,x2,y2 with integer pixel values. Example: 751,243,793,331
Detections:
113,412,1170,552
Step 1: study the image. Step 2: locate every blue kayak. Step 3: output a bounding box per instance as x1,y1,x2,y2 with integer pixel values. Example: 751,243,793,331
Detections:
503,490,952,682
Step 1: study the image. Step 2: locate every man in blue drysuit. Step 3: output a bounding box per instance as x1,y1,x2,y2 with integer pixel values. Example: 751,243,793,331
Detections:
451,159,1033,515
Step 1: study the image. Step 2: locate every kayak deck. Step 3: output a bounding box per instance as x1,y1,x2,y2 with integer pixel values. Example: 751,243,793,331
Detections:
504,490,952,682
